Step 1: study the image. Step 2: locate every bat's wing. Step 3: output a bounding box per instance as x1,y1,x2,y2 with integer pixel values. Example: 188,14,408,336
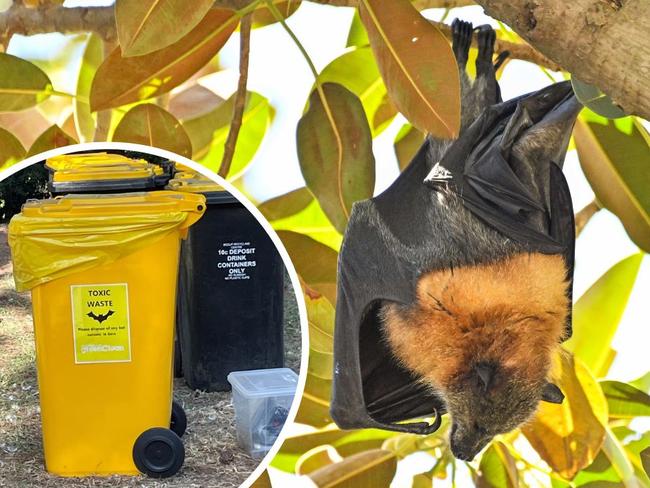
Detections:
332,81,581,434
430,80,580,338
331,141,447,434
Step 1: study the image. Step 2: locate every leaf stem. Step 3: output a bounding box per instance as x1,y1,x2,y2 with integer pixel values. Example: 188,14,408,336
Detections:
575,199,602,237
266,0,349,220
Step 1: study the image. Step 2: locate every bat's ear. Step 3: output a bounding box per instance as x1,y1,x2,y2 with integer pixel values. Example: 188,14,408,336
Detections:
541,382,564,404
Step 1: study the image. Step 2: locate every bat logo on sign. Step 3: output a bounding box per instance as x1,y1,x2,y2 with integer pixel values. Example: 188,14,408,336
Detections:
87,310,115,323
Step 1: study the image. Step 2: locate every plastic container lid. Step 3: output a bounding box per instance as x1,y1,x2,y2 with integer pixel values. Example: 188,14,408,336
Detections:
228,368,298,398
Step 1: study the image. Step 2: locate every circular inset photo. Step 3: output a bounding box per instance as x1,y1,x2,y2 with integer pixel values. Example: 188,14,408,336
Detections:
0,143,306,487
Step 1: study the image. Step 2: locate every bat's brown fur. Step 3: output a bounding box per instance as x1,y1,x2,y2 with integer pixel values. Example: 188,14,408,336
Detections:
382,252,569,459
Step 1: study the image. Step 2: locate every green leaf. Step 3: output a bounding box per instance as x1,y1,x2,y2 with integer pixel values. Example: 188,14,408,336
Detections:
75,34,103,143
297,83,375,234
189,92,274,179
477,441,518,488
274,428,398,473
294,372,333,428
642,447,650,477
0,127,26,171
359,0,460,138
116,0,215,57
613,427,650,487
276,231,338,304
307,293,334,381
573,113,650,251
572,450,623,486
631,372,650,394
252,1,301,28
565,253,643,374
347,10,369,47
262,189,342,251
27,125,77,157
0,53,53,111
0,108,50,149
258,187,314,221
112,103,192,157
600,381,650,418
314,47,390,137
90,9,237,111
274,430,349,472
296,445,341,475
411,473,432,488
382,434,422,460
394,123,425,171
372,92,397,135
601,425,638,487
308,449,397,488
522,354,608,480
250,469,272,487
572,78,626,119
168,85,224,121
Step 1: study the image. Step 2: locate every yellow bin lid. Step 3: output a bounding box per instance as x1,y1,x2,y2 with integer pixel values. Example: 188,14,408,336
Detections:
19,191,206,217
166,178,224,194
52,164,156,183
9,191,206,291
46,152,150,171
173,162,195,174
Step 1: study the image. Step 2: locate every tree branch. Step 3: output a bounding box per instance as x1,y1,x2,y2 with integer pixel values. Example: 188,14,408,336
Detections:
0,2,554,71
219,13,252,179
0,5,116,41
472,0,650,120
303,0,475,6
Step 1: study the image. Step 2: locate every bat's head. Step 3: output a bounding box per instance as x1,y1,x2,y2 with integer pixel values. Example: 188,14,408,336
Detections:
382,252,569,461
444,362,563,460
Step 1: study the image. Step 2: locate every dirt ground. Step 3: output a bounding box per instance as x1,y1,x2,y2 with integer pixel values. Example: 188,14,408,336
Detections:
0,224,302,488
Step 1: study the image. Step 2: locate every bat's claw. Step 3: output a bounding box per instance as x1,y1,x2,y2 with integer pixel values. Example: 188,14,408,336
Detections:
475,24,496,78
452,18,473,69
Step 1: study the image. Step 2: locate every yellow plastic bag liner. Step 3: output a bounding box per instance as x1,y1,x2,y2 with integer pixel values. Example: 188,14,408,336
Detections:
46,152,150,171
9,191,205,292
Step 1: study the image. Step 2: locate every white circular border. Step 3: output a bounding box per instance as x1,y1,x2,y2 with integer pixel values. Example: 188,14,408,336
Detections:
0,142,310,488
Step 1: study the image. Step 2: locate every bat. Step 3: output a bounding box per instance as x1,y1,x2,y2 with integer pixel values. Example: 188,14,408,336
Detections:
331,19,581,461
87,310,115,324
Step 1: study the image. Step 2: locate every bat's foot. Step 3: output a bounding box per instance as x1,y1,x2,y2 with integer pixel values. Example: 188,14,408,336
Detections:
452,18,473,70
475,24,496,78
494,50,510,71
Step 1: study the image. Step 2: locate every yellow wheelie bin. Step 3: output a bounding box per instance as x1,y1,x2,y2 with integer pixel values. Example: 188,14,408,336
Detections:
8,191,206,478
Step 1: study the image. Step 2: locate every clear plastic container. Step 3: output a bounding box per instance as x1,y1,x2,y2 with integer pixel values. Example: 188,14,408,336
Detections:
227,368,298,458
